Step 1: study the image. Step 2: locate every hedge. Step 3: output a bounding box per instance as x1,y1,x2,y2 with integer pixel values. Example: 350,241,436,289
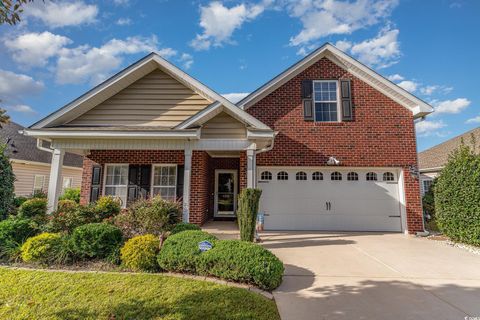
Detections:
70,223,123,259
21,233,64,264
0,218,37,260
170,222,201,235
120,234,160,272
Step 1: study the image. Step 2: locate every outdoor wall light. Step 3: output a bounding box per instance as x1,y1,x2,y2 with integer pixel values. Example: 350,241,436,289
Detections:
327,156,340,166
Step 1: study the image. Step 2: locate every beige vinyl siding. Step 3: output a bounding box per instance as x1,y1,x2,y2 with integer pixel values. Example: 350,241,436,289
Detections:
68,69,213,127
12,162,82,196
201,112,247,139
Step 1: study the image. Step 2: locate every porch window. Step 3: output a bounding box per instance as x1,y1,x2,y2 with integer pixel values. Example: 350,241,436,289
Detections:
152,165,177,201
104,164,128,207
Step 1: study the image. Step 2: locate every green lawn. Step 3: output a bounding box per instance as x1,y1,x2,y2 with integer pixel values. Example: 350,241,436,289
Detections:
0,267,279,320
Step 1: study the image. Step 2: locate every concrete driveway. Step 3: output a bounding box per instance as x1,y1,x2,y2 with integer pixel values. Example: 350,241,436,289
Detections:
261,231,480,320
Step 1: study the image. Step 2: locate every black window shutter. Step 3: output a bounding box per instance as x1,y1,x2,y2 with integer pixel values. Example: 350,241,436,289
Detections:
340,80,353,121
176,165,184,200
301,80,313,99
90,165,102,203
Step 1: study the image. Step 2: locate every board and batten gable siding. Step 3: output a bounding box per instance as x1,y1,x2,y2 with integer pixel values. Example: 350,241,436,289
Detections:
12,162,82,196
200,112,247,139
67,69,213,128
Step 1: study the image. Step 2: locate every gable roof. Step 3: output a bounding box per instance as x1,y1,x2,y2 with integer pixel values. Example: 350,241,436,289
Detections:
237,43,433,119
1,122,83,167
30,53,270,131
418,127,480,171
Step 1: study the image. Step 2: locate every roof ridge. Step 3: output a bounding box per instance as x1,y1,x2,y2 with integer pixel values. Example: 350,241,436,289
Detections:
419,126,480,154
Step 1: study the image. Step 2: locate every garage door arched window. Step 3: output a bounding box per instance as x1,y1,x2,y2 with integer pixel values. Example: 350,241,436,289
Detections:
260,171,272,181
296,171,307,181
366,172,377,181
383,172,395,181
331,171,342,181
277,171,289,181
312,171,323,181
347,172,358,181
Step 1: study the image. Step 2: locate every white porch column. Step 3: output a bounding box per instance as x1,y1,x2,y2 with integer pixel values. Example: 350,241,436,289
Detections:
47,148,65,213
246,144,256,188
182,146,192,223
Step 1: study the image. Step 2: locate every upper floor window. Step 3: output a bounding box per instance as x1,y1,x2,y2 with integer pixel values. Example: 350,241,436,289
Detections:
277,171,289,181
296,171,307,181
383,172,395,182
312,171,323,181
314,81,339,122
331,171,342,181
347,172,359,181
260,171,272,181
366,172,377,181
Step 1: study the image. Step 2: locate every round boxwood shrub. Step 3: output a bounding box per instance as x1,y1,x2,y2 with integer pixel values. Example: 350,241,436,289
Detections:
197,240,284,291
0,218,37,260
435,144,480,245
120,234,160,272
71,223,123,259
20,232,63,264
95,196,121,220
18,198,47,220
157,230,217,273
170,222,201,235
59,188,81,203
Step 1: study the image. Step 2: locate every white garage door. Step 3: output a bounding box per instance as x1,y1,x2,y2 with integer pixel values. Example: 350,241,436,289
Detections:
257,167,403,232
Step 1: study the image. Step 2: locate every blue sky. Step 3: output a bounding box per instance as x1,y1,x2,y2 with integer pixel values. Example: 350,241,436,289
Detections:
0,0,478,151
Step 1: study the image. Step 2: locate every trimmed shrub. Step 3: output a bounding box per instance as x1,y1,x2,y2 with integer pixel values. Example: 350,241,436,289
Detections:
121,234,160,272
70,223,123,259
435,144,480,245
45,204,94,234
197,240,284,290
0,218,37,260
13,196,28,208
95,196,121,220
0,143,15,219
237,188,262,242
18,198,47,219
21,233,63,264
170,222,201,235
422,179,438,231
59,188,81,203
157,230,217,273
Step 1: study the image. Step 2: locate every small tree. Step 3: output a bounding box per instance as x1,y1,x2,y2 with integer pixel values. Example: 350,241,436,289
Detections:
0,143,15,219
237,188,262,242
422,178,437,231
435,144,480,245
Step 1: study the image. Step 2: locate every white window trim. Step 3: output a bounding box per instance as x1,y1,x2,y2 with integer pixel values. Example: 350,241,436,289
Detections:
102,164,129,208
151,164,177,201
62,177,73,190
313,80,342,123
33,175,46,193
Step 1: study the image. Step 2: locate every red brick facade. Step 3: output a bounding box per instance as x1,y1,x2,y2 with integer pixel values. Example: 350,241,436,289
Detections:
245,57,423,232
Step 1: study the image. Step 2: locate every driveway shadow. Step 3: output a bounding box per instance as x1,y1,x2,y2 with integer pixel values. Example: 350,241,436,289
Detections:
262,238,356,249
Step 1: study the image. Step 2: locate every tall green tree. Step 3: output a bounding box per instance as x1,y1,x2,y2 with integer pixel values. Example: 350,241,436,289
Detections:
0,108,10,128
0,0,36,25
0,143,15,219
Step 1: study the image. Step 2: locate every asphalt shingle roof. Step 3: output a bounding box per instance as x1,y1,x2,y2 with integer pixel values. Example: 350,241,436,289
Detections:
418,127,480,170
0,121,83,168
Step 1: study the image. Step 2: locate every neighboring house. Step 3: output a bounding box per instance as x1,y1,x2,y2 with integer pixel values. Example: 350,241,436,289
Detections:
418,127,480,195
1,121,83,197
23,43,433,233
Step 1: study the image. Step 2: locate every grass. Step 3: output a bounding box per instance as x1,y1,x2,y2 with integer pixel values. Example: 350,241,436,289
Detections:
0,267,280,320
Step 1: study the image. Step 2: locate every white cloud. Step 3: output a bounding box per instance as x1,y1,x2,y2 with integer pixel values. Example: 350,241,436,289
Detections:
288,0,399,46
25,1,98,28
179,53,194,70
5,104,37,115
114,0,130,5
4,31,72,67
415,120,446,136
116,18,132,26
387,73,404,81
190,1,266,50
433,98,471,114
397,80,418,93
334,40,352,52
466,116,480,124
0,69,44,102
419,85,453,96
56,36,167,84
222,92,249,103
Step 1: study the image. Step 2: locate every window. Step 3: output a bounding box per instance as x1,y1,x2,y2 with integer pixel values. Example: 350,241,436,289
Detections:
383,172,395,182
277,171,289,181
314,80,339,122
366,172,377,181
260,171,272,181
63,177,73,191
347,172,358,181
423,179,433,194
152,165,177,201
104,164,128,207
33,175,45,194
331,172,342,181
312,171,323,181
296,171,307,181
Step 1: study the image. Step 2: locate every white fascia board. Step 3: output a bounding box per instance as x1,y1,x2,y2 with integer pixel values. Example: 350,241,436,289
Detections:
22,129,200,140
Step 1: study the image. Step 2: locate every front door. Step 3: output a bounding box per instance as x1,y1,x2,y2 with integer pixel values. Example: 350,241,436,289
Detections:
214,170,237,217
127,165,151,206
